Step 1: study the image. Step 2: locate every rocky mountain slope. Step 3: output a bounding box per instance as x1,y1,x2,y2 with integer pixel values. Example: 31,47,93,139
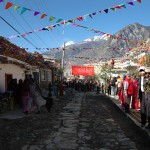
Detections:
44,23,150,66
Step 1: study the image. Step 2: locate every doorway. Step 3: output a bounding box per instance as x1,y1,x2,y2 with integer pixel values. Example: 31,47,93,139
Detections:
5,74,13,91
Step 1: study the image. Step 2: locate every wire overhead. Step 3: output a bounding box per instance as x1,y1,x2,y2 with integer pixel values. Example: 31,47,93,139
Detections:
0,16,38,48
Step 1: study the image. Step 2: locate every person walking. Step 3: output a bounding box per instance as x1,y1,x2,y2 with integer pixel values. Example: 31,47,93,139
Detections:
53,80,58,97
138,69,147,127
119,75,126,110
132,75,139,109
116,76,122,97
111,77,117,97
123,74,133,113
22,79,30,113
145,71,150,130
25,78,42,115
107,80,111,95
96,80,101,94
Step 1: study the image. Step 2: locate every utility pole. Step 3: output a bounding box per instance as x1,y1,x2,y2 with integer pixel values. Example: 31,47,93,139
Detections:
61,42,65,81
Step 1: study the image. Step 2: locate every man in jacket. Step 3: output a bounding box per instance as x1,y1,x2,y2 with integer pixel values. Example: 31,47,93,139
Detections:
145,70,150,130
138,69,147,127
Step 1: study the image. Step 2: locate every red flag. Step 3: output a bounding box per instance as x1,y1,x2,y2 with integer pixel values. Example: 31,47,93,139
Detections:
76,16,83,21
41,14,47,19
137,0,142,3
5,2,13,9
115,5,122,9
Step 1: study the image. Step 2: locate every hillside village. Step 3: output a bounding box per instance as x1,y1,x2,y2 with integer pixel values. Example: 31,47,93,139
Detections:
64,37,150,81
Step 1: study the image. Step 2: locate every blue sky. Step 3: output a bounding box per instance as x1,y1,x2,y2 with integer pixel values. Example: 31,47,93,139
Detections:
0,0,149,53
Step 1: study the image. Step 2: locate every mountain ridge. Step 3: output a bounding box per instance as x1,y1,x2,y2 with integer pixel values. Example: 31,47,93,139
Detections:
44,23,150,66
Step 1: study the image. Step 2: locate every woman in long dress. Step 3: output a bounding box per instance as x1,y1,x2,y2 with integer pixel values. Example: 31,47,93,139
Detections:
132,76,139,109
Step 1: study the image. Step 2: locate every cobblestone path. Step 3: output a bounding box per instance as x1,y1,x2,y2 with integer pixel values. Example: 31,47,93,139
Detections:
0,92,150,150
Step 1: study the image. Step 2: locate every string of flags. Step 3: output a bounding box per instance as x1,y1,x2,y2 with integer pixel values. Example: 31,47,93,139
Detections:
1,35,140,55
2,0,142,44
23,47,136,51
64,51,126,66
72,23,141,45
0,0,141,24
6,21,142,46
24,47,95,51
1,38,148,67
0,0,147,64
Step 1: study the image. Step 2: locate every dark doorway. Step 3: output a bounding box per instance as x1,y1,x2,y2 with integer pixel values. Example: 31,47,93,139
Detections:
5,74,13,91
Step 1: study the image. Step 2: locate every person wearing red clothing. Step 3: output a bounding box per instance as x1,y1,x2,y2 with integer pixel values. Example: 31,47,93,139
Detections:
132,75,139,109
123,74,133,113
119,75,126,109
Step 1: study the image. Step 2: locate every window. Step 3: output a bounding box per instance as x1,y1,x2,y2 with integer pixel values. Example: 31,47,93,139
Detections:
41,70,46,81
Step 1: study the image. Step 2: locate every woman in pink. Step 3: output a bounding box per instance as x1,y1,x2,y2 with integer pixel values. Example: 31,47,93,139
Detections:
132,75,139,109
119,75,126,109
22,79,32,113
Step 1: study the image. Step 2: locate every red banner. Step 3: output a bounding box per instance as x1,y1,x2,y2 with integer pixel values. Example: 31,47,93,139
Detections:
72,66,94,76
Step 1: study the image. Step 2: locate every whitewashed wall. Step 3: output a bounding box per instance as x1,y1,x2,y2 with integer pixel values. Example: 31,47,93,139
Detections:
64,67,72,77
0,64,26,92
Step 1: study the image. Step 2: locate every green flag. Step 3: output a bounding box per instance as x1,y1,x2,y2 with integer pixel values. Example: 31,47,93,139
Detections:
56,19,63,23
49,16,56,22
14,5,20,11
110,7,116,11
121,4,126,9
21,7,27,14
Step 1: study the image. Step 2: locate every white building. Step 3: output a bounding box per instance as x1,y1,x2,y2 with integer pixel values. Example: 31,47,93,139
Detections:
0,55,36,92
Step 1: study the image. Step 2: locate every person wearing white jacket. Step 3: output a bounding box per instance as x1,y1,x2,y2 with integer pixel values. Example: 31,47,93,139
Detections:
25,78,41,115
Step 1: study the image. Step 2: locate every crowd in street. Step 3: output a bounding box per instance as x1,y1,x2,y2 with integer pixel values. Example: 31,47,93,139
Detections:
1,67,150,130
108,67,150,130
63,79,104,93
5,77,43,115
0,77,102,115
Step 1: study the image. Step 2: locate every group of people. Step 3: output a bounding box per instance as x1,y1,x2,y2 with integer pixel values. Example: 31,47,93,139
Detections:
4,69,150,129
65,79,104,93
7,77,42,115
109,67,150,130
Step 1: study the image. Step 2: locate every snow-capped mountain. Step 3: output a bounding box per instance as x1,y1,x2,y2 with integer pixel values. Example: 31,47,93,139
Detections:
61,41,74,47
84,35,108,42
44,23,150,66
65,41,74,46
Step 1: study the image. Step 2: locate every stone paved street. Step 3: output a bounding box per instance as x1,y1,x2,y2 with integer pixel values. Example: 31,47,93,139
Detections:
0,91,150,150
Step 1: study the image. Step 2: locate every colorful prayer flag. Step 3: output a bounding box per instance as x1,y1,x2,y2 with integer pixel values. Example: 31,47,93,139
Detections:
49,16,56,22
14,5,20,11
21,7,28,14
41,14,47,19
34,11,40,16
5,2,13,9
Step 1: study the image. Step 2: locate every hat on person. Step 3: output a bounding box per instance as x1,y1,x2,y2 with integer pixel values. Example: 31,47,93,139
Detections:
139,66,145,72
